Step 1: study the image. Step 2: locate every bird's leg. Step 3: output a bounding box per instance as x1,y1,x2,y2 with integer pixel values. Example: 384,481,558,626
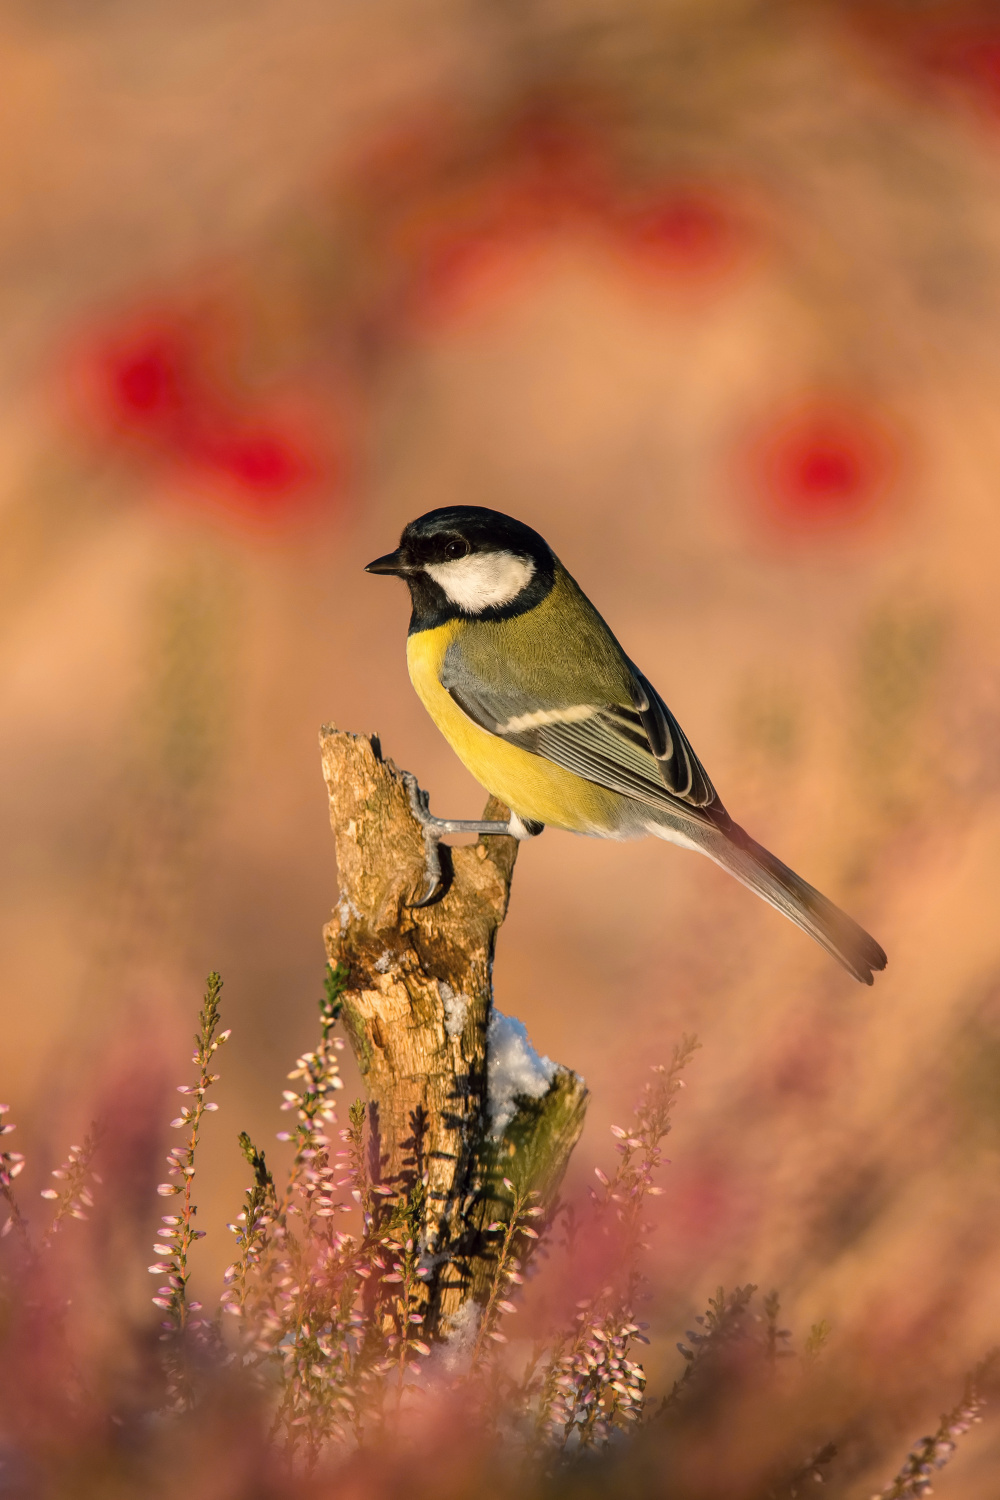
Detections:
403,773,543,907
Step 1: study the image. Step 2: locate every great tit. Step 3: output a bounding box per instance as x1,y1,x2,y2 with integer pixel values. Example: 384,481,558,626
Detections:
366,506,887,985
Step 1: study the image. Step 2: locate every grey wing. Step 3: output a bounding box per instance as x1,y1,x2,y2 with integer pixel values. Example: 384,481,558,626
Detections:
440,645,719,816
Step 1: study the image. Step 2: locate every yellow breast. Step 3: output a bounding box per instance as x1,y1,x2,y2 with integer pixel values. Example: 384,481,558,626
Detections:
405,623,622,834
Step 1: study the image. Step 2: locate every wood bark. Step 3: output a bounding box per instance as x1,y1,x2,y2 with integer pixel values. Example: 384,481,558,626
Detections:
320,725,587,1334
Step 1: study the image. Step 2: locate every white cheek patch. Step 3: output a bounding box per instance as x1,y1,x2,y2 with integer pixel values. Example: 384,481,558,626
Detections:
425,551,535,612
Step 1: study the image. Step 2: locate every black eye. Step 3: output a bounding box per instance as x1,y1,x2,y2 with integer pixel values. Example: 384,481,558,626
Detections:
443,537,470,560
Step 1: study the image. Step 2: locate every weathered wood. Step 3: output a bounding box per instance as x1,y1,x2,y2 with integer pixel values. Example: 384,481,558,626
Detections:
320,725,587,1333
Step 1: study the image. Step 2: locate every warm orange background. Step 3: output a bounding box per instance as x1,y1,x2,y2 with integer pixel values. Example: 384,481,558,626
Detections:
3,1,1000,1491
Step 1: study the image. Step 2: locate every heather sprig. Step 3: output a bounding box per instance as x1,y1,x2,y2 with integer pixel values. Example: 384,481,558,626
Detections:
381,1184,433,1390
763,1288,794,1368
871,1350,999,1499
150,971,229,1371
39,1123,103,1247
224,977,401,1461
802,1318,832,1368
342,1098,375,1228
3,1110,106,1257
279,964,347,1137
781,1442,838,1496
660,1283,759,1418
220,1133,276,1325
271,965,348,1254
258,1178,418,1455
0,1104,28,1246
592,1035,701,1245
530,1041,701,1449
472,1176,542,1368
537,1298,650,1447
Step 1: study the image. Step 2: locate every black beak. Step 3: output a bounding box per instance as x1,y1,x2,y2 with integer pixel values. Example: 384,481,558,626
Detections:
365,549,407,575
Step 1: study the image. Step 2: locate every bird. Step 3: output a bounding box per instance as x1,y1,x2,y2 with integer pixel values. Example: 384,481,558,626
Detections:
366,505,887,985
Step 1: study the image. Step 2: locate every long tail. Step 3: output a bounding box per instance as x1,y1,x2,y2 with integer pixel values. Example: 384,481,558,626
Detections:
653,817,887,985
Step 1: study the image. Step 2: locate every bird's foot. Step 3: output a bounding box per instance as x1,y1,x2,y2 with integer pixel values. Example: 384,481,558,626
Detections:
402,773,542,907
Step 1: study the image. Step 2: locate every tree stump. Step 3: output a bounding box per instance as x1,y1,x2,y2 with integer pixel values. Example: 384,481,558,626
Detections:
320,725,588,1336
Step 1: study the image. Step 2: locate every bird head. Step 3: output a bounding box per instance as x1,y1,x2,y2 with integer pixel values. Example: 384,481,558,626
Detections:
366,506,554,620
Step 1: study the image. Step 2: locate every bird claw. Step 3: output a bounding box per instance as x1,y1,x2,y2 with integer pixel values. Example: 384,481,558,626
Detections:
401,772,530,908
403,774,450,907
410,857,446,909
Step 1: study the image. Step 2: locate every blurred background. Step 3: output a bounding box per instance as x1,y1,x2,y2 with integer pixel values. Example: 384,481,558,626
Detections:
4,0,1000,1489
